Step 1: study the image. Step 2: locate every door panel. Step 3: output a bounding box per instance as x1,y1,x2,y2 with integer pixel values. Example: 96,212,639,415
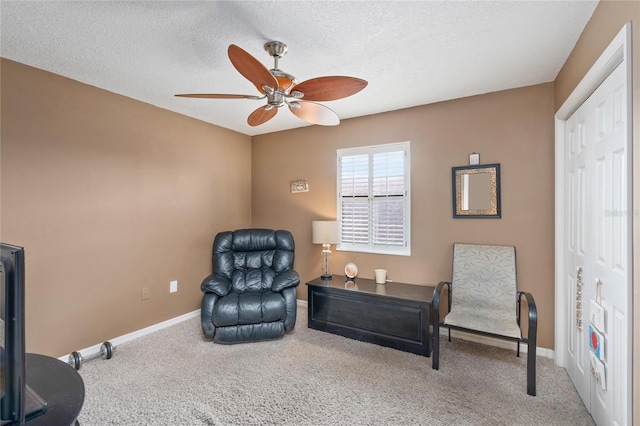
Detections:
590,63,629,426
565,62,630,426
565,108,591,406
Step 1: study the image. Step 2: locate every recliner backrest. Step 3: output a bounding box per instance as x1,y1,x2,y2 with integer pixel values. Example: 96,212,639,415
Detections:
212,229,295,293
451,243,517,315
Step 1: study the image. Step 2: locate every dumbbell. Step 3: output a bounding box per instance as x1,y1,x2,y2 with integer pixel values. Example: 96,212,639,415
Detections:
68,341,115,371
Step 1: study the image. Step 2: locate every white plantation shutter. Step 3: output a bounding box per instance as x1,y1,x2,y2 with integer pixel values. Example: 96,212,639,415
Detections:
340,154,369,245
372,150,405,247
337,142,410,255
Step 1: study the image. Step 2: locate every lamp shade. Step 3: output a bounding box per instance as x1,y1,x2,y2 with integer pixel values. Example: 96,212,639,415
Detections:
312,221,338,244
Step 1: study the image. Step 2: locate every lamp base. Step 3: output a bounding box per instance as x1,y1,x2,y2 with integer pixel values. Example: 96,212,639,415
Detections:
320,243,332,280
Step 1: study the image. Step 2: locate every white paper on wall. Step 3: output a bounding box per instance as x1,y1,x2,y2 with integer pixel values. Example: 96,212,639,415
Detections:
589,324,606,361
590,351,607,390
590,299,605,332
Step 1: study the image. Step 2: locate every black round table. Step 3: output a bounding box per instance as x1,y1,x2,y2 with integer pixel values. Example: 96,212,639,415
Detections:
25,353,84,425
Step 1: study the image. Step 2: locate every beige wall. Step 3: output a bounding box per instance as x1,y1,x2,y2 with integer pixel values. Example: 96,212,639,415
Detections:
0,59,252,357
252,83,556,349
554,0,639,420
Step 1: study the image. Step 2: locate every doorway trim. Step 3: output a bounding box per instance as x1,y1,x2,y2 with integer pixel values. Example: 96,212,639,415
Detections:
554,22,632,368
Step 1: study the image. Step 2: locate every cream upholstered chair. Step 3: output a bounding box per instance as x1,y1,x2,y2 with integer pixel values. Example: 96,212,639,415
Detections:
432,243,538,396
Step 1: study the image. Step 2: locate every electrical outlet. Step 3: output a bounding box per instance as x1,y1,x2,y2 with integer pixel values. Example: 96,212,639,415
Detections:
141,287,150,300
170,280,178,293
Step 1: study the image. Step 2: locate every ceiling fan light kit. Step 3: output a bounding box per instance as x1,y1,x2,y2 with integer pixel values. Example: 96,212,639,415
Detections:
175,41,367,127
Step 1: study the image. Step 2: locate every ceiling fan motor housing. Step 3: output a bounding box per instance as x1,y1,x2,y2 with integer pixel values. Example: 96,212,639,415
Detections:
270,69,298,92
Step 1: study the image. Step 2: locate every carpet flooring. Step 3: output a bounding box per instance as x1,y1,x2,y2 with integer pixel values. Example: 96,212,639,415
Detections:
77,305,594,425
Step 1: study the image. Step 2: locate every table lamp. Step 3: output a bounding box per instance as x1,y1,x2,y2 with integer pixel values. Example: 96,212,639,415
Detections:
312,220,338,279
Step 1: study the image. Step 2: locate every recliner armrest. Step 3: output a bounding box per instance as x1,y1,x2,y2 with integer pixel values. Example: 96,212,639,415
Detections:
201,274,232,297
272,270,300,292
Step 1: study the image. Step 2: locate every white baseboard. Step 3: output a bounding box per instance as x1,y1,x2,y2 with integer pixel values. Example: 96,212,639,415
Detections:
438,328,554,359
61,303,312,364
58,309,201,363
58,301,553,365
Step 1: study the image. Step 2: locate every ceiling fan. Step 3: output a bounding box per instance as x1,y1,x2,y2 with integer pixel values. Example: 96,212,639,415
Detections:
175,41,368,127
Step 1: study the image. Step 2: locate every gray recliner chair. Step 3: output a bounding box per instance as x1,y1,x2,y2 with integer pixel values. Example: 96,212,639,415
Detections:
200,229,300,343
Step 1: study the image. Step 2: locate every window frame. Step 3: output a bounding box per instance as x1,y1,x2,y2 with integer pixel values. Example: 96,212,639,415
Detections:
336,141,411,256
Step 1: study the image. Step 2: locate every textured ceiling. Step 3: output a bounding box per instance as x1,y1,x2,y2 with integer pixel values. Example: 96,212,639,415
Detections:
1,1,598,136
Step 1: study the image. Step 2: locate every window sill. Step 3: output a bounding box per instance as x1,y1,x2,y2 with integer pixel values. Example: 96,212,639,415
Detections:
336,246,411,257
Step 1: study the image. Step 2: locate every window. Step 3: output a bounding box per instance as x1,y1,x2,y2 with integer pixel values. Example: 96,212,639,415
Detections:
337,142,410,256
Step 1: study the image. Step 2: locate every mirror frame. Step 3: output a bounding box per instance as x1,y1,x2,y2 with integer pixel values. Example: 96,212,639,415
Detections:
452,163,501,218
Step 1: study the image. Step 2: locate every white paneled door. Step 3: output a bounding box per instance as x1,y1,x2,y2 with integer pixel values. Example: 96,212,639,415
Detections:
563,60,631,425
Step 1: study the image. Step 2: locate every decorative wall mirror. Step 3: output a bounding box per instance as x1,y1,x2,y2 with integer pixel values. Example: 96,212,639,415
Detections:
452,163,501,218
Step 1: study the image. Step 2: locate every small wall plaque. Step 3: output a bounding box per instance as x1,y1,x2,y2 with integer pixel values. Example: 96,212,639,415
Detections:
290,179,309,193
469,153,480,165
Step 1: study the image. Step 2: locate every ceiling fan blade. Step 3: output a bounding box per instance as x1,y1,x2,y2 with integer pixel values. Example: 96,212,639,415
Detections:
228,44,279,94
175,93,260,99
289,101,339,126
247,105,278,126
291,76,368,101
